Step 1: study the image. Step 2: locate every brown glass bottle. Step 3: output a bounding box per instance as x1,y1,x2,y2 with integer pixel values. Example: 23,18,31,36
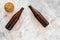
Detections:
29,5,49,27
5,8,24,30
